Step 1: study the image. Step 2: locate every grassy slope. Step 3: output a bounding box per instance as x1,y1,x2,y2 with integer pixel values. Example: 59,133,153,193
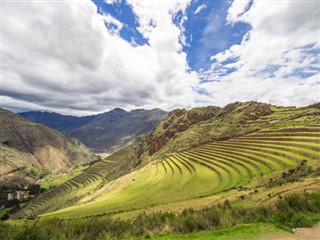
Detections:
41,124,320,219
39,165,89,190
137,103,319,164
149,223,295,240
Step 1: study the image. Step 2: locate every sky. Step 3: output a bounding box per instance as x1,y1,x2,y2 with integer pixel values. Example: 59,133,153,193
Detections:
1,0,319,116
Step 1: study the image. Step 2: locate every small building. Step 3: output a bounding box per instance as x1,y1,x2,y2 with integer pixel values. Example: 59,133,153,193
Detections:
7,191,29,200
7,193,14,201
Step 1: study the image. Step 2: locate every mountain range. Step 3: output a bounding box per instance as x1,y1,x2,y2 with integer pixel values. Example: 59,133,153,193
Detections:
19,108,168,153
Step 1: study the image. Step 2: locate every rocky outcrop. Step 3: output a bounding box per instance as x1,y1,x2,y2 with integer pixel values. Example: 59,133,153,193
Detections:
149,136,167,155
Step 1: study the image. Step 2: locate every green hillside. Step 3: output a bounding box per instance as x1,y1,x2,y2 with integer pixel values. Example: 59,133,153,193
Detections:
9,103,320,220
135,102,320,165
39,124,320,219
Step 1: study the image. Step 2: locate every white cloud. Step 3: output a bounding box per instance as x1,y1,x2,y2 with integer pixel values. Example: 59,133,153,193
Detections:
226,0,251,24
194,4,206,14
2,0,197,115
101,14,123,34
200,0,320,107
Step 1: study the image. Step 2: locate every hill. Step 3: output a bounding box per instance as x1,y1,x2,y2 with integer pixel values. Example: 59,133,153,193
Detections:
0,108,95,185
19,108,168,153
10,102,320,220
135,102,319,165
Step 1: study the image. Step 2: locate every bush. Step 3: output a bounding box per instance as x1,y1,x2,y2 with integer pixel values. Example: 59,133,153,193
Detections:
291,213,313,228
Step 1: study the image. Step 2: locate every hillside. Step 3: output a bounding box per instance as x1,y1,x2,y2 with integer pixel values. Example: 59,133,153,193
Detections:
68,108,168,152
0,108,95,185
135,102,320,164
19,111,96,133
20,108,168,153
10,102,320,220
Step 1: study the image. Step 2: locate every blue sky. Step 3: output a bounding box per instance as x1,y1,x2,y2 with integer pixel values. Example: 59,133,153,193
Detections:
93,0,251,72
2,0,319,115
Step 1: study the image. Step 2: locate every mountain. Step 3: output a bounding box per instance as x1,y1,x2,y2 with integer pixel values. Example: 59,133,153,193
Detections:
20,108,168,153
11,102,320,220
0,108,95,185
68,108,168,153
19,111,96,133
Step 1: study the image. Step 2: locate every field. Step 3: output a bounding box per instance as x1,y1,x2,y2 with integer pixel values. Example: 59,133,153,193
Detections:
36,124,319,219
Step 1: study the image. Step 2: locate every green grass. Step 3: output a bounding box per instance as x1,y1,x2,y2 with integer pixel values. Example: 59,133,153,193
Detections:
3,191,320,240
41,158,222,219
149,223,294,240
40,165,88,190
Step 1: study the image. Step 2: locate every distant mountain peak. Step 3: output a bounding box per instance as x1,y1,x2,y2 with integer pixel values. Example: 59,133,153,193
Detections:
111,108,126,113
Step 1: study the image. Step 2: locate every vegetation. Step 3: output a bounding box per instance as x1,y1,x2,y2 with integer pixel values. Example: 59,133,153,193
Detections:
35,125,319,219
1,191,320,239
39,165,89,190
10,146,138,219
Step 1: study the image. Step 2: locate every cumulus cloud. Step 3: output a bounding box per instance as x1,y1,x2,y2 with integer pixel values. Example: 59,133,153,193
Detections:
200,0,320,107
2,0,197,115
194,4,206,14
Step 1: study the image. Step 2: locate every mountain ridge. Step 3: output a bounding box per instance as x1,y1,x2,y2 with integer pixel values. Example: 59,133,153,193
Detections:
19,108,168,153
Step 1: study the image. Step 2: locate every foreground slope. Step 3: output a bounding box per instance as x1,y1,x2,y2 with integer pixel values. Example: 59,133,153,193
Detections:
40,124,320,219
0,108,95,185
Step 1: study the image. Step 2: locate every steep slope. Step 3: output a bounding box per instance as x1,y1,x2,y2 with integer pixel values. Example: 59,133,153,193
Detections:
11,102,320,219
135,102,319,165
68,108,168,153
19,111,96,132
0,108,95,185
13,123,320,219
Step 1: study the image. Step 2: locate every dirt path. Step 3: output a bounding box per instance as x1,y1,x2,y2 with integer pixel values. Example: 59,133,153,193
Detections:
293,224,320,240
263,224,320,240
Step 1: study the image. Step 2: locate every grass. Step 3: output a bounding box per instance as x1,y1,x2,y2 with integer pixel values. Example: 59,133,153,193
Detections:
41,159,222,219
39,165,88,190
149,223,294,240
2,191,320,240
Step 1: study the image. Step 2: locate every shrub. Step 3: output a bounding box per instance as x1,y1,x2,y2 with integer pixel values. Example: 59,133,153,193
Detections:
291,213,313,228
